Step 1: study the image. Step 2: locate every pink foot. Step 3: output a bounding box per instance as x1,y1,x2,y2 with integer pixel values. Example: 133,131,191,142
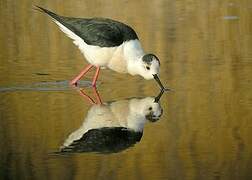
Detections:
69,80,78,87
92,82,96,87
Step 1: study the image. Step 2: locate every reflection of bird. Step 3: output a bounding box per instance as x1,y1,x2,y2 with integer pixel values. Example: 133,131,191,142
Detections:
35,6,166,89
60,95,163,153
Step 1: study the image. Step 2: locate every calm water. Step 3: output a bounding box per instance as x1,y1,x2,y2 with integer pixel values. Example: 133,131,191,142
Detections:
1,0,252,180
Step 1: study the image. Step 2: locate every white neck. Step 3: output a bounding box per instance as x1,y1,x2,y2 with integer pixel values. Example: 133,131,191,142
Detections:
127,99,147,132
123,40,145,75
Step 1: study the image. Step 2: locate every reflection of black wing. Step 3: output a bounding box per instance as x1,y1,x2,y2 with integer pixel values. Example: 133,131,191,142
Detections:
60,127,143,154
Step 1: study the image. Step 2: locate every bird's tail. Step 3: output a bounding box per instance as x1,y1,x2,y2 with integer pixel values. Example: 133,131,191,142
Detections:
33,5,82,47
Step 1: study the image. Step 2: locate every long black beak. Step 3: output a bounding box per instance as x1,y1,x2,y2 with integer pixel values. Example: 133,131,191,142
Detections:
154,88,165,103
153,74,170,91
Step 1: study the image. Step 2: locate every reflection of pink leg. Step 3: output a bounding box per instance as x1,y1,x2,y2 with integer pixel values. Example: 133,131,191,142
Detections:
70,64,93,86
79,89,96,105
92,87,102,105
78,87,102,105
92,66,100,87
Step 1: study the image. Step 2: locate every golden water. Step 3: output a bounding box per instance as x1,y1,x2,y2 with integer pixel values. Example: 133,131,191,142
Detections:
1,0,252,179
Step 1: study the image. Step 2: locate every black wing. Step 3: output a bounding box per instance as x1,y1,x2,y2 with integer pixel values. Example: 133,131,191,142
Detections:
61,17,126,47
35,6,138,47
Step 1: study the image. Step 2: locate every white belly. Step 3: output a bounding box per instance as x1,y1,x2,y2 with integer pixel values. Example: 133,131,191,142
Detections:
80,41,128,73
80,41,119,67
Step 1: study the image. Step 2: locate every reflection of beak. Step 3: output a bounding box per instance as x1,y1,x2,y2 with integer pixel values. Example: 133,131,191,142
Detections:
154,88,165,103
153,74,170,91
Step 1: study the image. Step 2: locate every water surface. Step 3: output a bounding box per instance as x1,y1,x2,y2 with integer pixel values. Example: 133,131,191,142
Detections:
1,0,252,180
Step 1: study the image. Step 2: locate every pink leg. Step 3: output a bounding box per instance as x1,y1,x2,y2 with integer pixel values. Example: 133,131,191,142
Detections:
92,66,100,87
70,64,93,86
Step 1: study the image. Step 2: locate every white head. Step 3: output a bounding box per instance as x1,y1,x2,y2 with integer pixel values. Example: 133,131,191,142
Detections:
131,97,163,122
137,54,160,80
142,97,163,122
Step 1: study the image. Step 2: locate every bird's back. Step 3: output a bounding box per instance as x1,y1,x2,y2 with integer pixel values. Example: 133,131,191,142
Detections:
36,6,138,47
61,17,139,47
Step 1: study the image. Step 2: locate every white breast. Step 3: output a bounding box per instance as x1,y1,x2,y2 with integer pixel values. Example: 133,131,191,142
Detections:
80,39,144,73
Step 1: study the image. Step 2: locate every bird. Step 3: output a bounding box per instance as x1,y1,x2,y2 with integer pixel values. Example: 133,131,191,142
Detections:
60,93,163,153
35,6,167,89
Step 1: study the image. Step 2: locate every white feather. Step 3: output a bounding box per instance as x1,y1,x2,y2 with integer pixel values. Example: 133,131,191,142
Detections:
53,19,118,67
53,20,86,54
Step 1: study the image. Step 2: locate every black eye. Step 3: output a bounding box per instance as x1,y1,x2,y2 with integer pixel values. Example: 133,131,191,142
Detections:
149,107,152,110
146,67,150,70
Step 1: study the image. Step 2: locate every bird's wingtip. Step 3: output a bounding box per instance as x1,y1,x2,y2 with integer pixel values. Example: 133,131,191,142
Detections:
32,5,44,12
32,5,59,19
32,5,52,14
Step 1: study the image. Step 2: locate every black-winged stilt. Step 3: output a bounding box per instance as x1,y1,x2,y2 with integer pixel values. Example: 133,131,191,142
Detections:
60,89,163,153
35,6,167,90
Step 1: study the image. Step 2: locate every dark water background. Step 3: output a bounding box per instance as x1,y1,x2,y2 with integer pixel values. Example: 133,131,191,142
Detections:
0,0,252,179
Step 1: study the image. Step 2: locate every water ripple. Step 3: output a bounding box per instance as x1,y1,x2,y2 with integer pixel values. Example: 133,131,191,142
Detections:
0,80,91,92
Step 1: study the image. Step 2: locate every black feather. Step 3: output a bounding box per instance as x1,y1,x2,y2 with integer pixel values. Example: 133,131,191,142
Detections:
142,54,160,65
60,127,143,154
34,6,139,47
